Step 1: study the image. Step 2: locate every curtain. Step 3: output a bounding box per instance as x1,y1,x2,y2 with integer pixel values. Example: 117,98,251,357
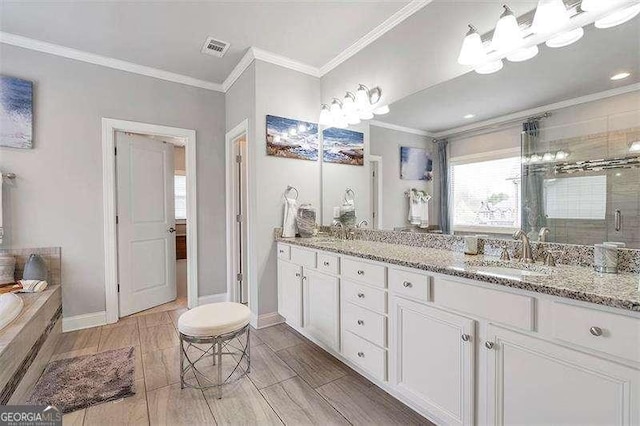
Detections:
435,139,450,234
521,120,546,235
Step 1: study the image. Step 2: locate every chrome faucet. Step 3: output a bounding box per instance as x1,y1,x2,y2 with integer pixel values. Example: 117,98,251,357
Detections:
356,220,369,228
535,227,550,261
513,229,534,264
332,221,347,240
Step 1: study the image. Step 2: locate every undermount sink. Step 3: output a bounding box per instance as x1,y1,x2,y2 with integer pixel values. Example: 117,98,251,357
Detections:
466,260,552,280
0,293,24,331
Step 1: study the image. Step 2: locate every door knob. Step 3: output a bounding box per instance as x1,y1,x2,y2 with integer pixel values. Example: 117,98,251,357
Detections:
485,341,494,349
357,320,364,325
357,293,365,298
357,352,365,358
403,281,413,288
461,334,470,342
168,227,176,233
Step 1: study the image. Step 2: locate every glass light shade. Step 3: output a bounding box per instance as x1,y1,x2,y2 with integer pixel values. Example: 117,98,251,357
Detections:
492,7,522,52
347,113,361,125
330,99,342,119
369,87,382,105
373,105,390,115
475,60,504,74
355,85,370,109
507,45,539,62
334,118,348,129
580,0,607,11
629,141,640,152
555,150,569,160
595,4,640,28
542,152,555,162
545,27,584,47
530,154,542,163
457,27,485,65
532,0,570,34
359,110,374,120
342,92,355,113
319,105,332,126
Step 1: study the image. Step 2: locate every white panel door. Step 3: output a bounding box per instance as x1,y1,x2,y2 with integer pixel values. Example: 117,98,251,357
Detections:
277,260,302,327
486,324,640,426
303,269,340,350
390,296,475,426
117,132,176,317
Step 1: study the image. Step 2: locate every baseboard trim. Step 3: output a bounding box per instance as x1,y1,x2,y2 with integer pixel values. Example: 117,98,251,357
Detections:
255,312,285,329
197,292,229,305
62,311,107,332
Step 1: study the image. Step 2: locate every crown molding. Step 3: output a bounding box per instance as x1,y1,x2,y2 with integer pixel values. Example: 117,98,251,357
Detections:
370,120,432,137
434,83,640,139
0,31,224,92
319,0,432,76
222,48,256,92
252,47,321,78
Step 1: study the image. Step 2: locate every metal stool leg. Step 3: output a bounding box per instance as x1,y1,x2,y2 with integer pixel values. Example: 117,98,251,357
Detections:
246,327,251,374
179,334,185,389
217,337,223,399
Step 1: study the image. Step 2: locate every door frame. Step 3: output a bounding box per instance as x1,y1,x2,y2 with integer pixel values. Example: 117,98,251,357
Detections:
225,119,253,310
369,155,383,229
102,118,198,324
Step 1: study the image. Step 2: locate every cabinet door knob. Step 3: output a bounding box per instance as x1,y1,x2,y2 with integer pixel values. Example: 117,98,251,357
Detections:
403,281,413,288
461,334,470,342
590,326,603,337
357,270,365,275
295,273,301,277
485,341,494,349
357,320,364,325
357,293,365,298
357,352,365,358
279,249,284,253
323,261,330,266
302,276,307,281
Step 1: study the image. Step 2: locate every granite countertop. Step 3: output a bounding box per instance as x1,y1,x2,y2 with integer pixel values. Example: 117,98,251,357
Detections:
276,236,640,312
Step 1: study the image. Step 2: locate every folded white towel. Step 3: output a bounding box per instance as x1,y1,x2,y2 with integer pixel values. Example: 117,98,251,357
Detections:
282,196,298,238
18,280,48,292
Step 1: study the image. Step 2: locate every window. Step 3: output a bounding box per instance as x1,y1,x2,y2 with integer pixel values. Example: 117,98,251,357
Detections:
175,175,187,220
451,156,521,232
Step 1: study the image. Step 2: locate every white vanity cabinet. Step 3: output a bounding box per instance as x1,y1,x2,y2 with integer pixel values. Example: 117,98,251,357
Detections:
276,242,640,425
303,269,340,350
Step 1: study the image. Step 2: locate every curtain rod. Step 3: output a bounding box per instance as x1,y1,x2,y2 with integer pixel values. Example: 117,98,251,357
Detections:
433,111,552,142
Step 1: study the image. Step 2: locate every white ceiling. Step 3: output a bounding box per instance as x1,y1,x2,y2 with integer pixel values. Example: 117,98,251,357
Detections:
377,15,640,133
0,0,409,83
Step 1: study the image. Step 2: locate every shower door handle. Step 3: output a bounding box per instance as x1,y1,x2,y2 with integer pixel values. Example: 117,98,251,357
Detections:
168,227,176,233
615,210,621,232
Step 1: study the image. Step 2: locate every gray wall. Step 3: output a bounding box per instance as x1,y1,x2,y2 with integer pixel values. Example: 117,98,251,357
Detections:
369,126,435,230
0,44,227,317
254,60,321,316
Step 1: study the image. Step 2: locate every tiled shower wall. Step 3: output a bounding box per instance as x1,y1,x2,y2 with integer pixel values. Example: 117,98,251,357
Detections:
0,247,61,286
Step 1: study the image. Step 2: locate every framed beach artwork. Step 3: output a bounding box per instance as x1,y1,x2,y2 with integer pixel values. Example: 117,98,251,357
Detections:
266,115,318,161
400,146,433,180
322,128,364,166
1,76,33,149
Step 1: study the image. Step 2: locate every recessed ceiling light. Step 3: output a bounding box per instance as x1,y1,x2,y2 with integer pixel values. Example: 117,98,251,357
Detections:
464,114,475,119
611,72,631,81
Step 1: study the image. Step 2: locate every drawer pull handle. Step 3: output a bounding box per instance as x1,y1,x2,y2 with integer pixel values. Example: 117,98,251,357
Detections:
403,281,413,288
357,320,364,325
357,270,365,275
485,341,494,349
324,261,330,266
461,334,470,342
590,326,603,337
295,273,301,277
357,352,365,358
357,293,365,298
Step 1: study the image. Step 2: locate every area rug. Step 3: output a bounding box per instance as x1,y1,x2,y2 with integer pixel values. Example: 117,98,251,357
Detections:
27,346,136,413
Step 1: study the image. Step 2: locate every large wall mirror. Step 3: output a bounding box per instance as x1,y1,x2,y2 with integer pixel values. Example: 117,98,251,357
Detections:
320,17,639,248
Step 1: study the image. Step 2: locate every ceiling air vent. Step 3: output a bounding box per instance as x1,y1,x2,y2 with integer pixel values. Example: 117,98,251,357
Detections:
201,36,230,58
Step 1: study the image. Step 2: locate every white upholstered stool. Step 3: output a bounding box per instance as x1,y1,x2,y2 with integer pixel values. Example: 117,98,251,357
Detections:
177,302,251,398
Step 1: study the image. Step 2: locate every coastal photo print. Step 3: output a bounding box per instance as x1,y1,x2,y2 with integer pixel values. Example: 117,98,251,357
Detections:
322,128,364,166
266,115,318,161
400,146,433,180
1,75,33,149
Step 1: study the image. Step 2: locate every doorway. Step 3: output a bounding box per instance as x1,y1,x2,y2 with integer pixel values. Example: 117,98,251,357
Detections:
102,119,198,325
226,120,250,306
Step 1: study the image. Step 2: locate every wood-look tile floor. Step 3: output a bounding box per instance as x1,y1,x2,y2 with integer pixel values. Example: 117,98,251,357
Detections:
53,306,433,426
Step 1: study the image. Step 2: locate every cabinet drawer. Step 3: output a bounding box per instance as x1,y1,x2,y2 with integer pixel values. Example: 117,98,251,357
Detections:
318,253,340,275
342,258,386,288
389,268,431,302
552,302,640,363
343,330,387,381
432,277,535,331
342,280,387,314
290,247,316,268
343,302,387,347
277,244,290,260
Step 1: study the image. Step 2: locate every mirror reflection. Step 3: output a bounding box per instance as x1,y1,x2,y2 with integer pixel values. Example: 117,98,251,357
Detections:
321,21,639,248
